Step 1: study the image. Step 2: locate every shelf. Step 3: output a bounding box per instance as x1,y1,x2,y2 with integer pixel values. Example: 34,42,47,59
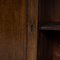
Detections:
40,25,60,31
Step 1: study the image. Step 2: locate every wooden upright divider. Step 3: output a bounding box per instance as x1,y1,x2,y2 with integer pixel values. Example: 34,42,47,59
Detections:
27,0,38,60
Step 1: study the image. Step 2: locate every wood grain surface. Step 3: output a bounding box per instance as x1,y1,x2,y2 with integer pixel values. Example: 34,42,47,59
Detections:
27,0,38,60
0,0,27,60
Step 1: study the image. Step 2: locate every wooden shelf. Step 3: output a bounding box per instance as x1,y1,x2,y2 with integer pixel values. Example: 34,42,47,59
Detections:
40,25,60,31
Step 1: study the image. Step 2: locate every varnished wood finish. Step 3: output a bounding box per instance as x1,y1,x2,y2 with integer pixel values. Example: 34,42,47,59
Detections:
27,0,38,60
0,0,27,60
40,25,60,31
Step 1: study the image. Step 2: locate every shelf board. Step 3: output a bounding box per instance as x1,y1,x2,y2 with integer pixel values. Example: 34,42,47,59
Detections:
40,25,60,31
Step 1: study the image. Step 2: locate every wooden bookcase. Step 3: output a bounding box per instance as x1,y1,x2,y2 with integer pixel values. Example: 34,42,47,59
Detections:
38,0,60,60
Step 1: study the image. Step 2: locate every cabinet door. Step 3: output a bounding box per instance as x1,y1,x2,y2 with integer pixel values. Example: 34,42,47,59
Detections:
0,0,27,60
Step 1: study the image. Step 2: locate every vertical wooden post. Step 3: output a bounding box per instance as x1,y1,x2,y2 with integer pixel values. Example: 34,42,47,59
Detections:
27,0,38,60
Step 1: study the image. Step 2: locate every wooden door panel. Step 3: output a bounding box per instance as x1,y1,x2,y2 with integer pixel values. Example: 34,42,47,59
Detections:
0,0,27,60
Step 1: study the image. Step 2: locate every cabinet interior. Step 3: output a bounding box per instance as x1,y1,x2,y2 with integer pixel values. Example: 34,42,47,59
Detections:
37,31,60,60
39,0,60,26
38,0,60,60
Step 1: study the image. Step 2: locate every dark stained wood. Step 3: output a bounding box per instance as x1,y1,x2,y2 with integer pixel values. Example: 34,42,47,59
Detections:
27,0,38,60
38,30,60,60
40,26,60,31
40,0,60,25
38,0,60,60
50,0,60,22
0,0,27,60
